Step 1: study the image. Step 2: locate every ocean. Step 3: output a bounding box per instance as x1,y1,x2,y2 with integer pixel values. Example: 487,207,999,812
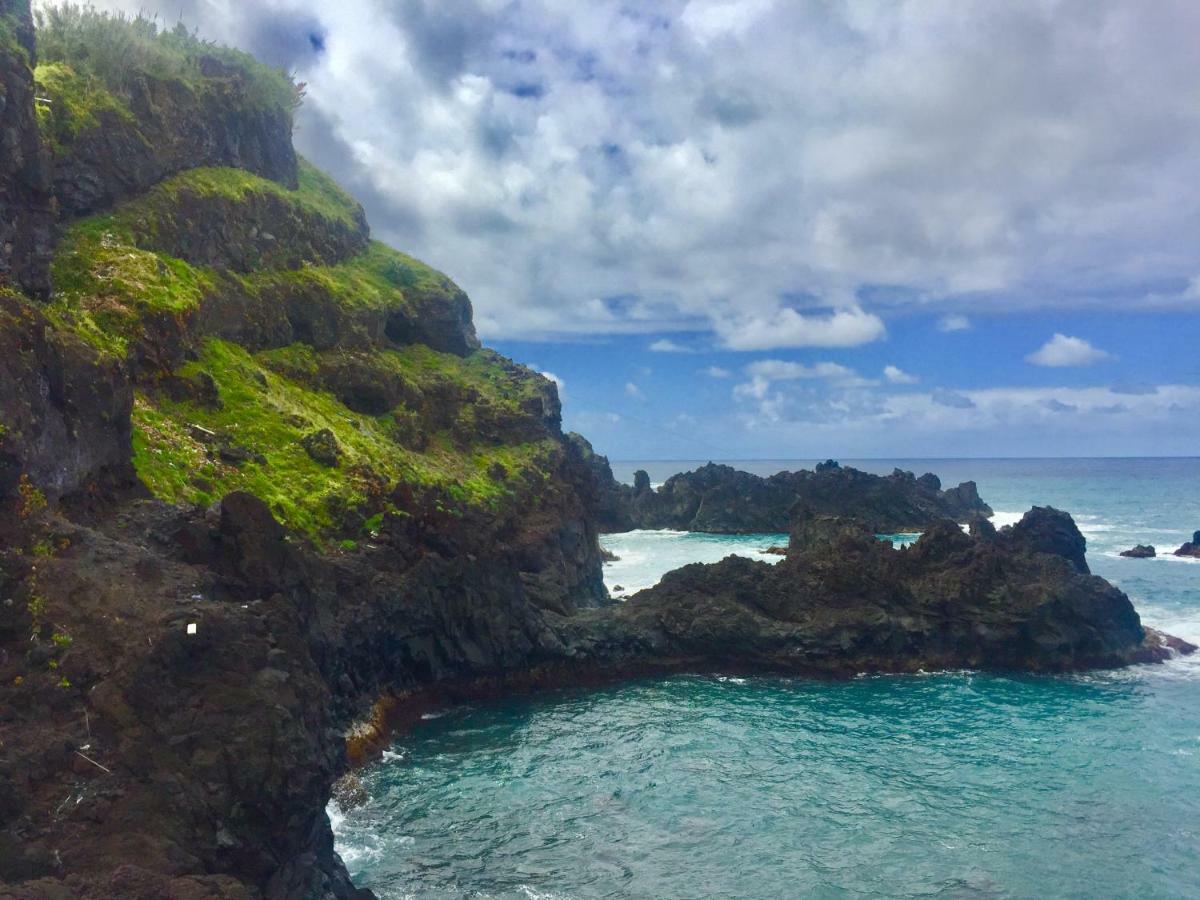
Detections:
332,459,1200,899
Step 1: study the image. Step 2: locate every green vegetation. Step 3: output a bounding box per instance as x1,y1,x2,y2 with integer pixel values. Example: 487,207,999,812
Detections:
33,61,134,155
118,162,363,234
131,338,555,540
46,215,213,357
35,3,300,113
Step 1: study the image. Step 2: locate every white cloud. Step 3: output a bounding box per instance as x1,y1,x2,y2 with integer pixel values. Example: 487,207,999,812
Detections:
83,0,1200,346
717,307,886,351
745,360,862,383
1026,333,1112,367
649,338,694,353
701,365,732,378
624,381,646,400
936,314,971,333
883,365,918,384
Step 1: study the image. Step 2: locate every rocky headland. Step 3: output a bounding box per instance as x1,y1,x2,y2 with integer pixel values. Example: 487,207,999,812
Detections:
584,455,993,534
0,7,1193,899
561,508,1193,675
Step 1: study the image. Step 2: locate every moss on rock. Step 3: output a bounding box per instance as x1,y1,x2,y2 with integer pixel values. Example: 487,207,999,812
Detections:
131,338,559,541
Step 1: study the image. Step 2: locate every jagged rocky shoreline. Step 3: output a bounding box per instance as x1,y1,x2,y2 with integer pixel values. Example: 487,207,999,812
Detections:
579,453,992,534
0,6,1194,899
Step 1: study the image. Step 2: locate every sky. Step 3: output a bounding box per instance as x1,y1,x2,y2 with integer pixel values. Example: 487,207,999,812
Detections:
75,0,1200,459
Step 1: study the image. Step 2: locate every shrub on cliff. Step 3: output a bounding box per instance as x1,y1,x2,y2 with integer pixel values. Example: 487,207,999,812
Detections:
34,3,301,113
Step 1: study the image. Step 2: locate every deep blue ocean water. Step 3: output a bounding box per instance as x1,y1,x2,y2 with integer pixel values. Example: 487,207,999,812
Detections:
333,459,1200,899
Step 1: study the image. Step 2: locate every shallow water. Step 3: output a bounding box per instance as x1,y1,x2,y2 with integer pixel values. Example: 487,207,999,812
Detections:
334,458,1200,899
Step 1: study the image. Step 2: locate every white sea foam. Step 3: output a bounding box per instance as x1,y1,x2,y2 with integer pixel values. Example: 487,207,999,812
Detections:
600,529,787,597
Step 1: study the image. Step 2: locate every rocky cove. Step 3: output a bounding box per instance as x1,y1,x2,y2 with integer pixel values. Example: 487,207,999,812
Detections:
0,7,1195,899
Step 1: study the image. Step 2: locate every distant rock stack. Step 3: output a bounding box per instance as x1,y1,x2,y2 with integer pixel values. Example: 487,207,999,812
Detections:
1120,545,1156,558
1173,531,1200,558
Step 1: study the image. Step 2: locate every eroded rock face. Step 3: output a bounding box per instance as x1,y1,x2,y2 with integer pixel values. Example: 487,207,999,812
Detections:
0,293,134,506
597,461,994,534
126,184,370,273
0,1,53,297
50,63,298,220
563,507,1191,674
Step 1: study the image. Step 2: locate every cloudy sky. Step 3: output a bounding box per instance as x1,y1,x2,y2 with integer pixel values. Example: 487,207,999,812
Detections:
80,0,1200,458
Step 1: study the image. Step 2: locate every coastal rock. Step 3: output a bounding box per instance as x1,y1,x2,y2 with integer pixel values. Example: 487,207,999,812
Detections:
600,460,993,534
1120,545,1156,558
1172,531,1200,558
566,506,1189,674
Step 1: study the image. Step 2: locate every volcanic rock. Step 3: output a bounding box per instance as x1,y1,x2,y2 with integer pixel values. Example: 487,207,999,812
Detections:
1120,545,1157,558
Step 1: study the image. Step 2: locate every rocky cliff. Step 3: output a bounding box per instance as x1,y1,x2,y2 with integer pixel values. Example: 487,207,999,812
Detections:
590,457,993,534
0,1,53,296
0,12,605,897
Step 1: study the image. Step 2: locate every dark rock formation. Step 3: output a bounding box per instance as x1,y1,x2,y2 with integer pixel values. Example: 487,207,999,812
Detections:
0,292,134,506
565,433,636,532
300,428,340,467
1120,545,1156,559
1173,531,1200,558
0,1,53,296
600,460,993,534
563,507,1193,674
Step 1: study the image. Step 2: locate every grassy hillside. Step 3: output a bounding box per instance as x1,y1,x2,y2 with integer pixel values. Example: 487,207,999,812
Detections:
31,7,562,544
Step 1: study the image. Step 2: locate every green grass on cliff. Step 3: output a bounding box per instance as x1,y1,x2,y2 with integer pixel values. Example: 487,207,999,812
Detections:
132,338,555,540
119,162,363,234
237,240,452,312
33,62,134,155
45,216,213,357
35,4,298,113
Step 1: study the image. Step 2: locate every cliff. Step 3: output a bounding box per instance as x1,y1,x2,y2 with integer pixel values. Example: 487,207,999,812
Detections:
588,456,993,534
0,11,605,897
0,1,53,296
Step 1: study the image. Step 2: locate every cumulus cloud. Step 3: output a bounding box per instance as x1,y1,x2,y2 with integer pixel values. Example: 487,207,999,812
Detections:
1026,333,1112,367
701,365,732,378
82,0,1200,347
937,314,971,333
716,307,886,350
624,381,646,400
883,365,918,384
649,338,694,353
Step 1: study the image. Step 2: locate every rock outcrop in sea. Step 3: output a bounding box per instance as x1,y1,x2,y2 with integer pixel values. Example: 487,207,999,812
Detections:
581,454,993,534
1173,531,1200,558
0,8,1191,899
1120,545,1157,558
561,507,1192,675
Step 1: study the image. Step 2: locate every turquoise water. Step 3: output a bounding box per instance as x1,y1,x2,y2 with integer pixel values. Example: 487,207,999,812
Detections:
333,459,1200,899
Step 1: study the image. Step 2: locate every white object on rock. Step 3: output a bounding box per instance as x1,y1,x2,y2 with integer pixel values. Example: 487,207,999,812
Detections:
186,622,197,635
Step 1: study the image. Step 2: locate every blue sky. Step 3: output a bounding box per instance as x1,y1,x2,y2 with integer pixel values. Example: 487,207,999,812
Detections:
82,0,1200,459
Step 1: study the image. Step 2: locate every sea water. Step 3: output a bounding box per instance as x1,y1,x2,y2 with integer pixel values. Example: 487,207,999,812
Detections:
333,459,1200,899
